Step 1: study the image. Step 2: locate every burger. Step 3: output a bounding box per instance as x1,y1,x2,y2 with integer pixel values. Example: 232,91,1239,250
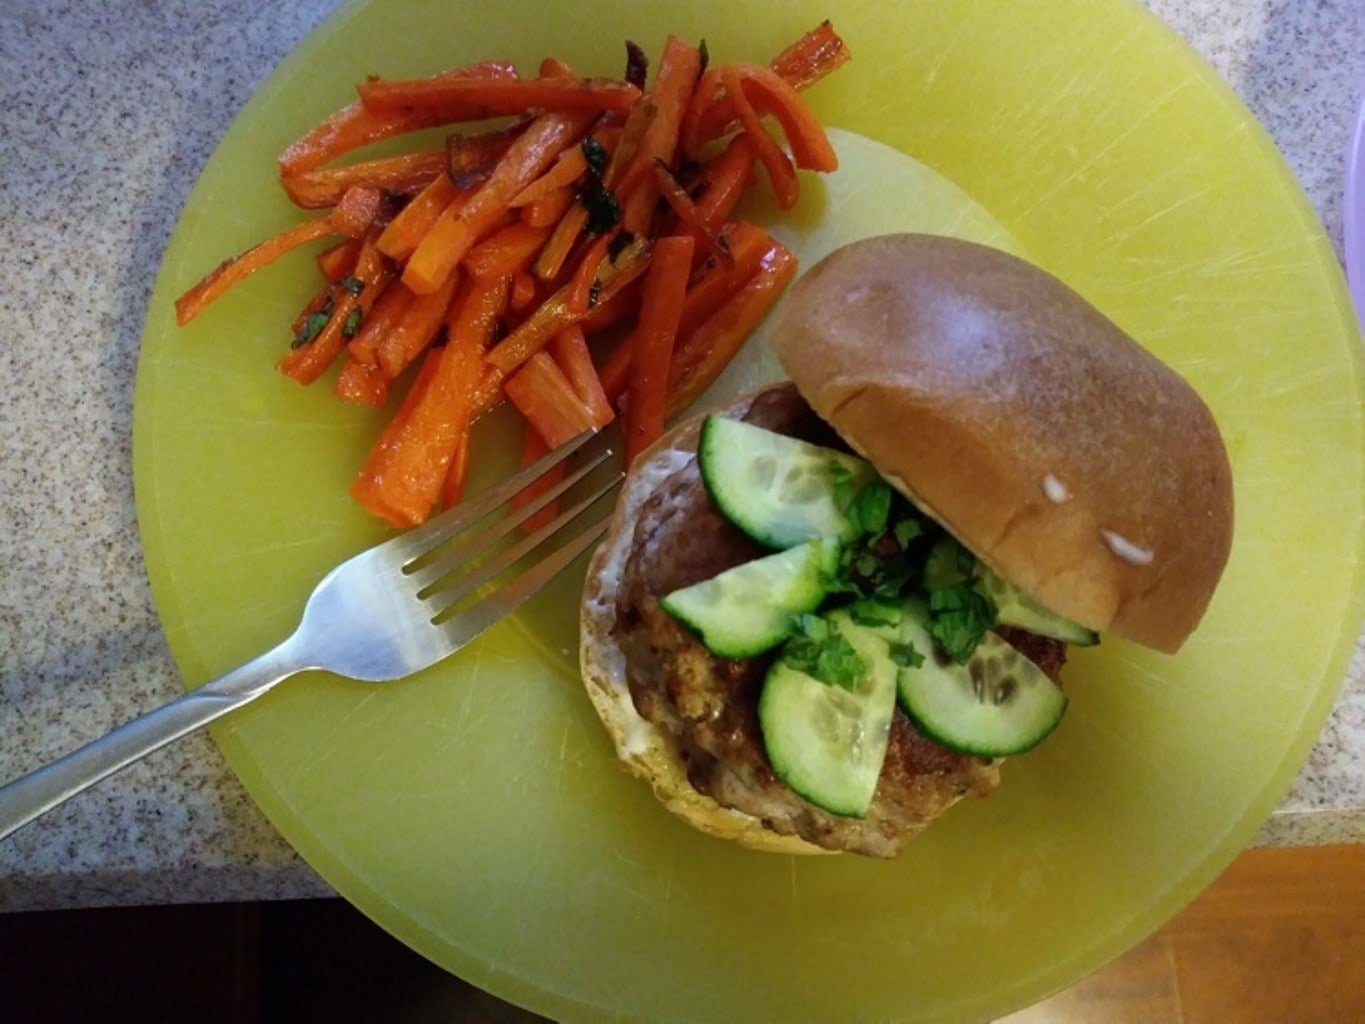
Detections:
579,233,1233,857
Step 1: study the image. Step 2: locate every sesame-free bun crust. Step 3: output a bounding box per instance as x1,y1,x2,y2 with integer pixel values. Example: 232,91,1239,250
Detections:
771,234,1233,653
579,399,829,855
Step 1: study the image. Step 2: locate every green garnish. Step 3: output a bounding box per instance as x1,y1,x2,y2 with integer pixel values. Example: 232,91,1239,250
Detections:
847,600,900,628
893,518,924,549
927,584,997,664
844,480,893,535
338,276,365,297
342,308,363,338
582,181,621,233
922,534,975,590
782,615,867,691
888,641,925,669
581,135,608,178
292,307,332,348
698,38,710,73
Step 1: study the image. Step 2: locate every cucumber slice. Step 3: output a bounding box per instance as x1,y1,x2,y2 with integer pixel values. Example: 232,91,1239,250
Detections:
889,601,1068,756
758,611,898,817
660,540,839,659
976,567,1099,646
698,416,877,549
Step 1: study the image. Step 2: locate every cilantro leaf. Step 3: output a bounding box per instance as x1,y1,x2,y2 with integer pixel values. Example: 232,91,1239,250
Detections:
927,584,996,664
581,134,608,178
342,308,363,338
582,181,621,233
292,307,332,348
845,480,893,535
338,276,365,297
782,615,866,691
893,518,923,549
847,600,901,628
888,641,925,669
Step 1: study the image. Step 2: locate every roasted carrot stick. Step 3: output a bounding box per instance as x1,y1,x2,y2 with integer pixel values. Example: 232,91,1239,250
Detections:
650,160,730,263
357,74,640,120
317,238,362,282
403,109,598,294
718,66,799,209
505,351,598,448
549,325,613,427
278,61,518,175
564,230,617,314
351,274,510,525
445,121,524,189
330,186,385,238
484,235,652,377
463,221,553,280
667,239,798,414
692,133,756,233
176,217,335,325
376,173,460,260
333,355,389,406
624,235,693,462
377,267,461,378
439,429,471,510
519,185,576,228
620,37,703,234
281,149,446,209
347,280,413,366
510,269,538,313
278,238,393,385
720,63,837,172
509,426,565,533
510,140,591,206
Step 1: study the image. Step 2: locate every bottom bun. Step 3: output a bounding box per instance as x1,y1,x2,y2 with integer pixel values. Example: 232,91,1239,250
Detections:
580,395,830,855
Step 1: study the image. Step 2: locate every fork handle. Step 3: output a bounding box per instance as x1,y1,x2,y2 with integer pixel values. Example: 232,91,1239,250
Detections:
0,637,305,841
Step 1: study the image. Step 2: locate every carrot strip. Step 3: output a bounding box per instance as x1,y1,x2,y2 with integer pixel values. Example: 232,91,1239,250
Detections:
511,145,589,206
278,238,393,384
624,235,693,462
549,325,613,427
175,216,335,325
357,74,640,119
317,238,362,281
377,267,461,378
347,281,413,366
505,351,597,449
667,239,798,414
519,185,576,228
718,67,798,209
565,230,616,314
403,109,598,294
333,355,389,406
281,149,446,209
330,187,385,238
278,61,518,175
510,270,538,312
376,173,460,260
349,347,445,527
650,160,730,264
720,63,837,172
620,37,703,234
509,426,565,534
463,221,554,280
485,235,652,377
692,133,756,233
439,429,472,510
446,121,525,189
351,274,510,525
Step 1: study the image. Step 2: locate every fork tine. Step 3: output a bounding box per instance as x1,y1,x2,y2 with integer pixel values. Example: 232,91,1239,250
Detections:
419,471,623,606
434,511,615,648
381,427,600,565
406,445,614,591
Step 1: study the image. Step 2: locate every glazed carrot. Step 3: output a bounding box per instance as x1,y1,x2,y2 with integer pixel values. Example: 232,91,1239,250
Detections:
333,355,389,406
446,121,524,189
403,109,598,294
770,20,852,92
692,133,756,233
278,61,518,174
620,37,703,234
520,185,576,228
351,274,510,525
485,235,652,377
565,230,616,314
348,281,413,366
509,426,565,533
463,221,554,280
667,239,798,414
721,63,837,172
281,149,446,209
549,325,613,427
510,269,538,312
350,348,445,527
357,74,640,119
317,238,362,281
719,66,798,209
377,267,461,378
175,217,335,325
329,186,385,238
278,238,393,384
624,235,693,462
439,429,472,510
650,160,730,263
505,351,598,448
373,174,456,259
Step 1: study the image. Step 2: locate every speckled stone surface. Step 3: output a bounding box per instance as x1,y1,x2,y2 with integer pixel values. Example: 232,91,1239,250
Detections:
1,0,1362,913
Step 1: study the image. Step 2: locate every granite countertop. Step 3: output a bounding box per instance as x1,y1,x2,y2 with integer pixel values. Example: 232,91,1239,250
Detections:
1,0,1362,914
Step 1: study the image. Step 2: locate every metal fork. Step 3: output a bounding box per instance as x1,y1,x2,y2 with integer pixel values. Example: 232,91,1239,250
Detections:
0,431,622,841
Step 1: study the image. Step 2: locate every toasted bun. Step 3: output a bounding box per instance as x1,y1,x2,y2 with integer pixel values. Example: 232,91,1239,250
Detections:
580,395,829,854
770,234,1233,652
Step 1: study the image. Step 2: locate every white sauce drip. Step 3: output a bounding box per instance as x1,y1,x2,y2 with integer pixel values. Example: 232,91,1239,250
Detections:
1042,473,1071,504
1101,529,1154,566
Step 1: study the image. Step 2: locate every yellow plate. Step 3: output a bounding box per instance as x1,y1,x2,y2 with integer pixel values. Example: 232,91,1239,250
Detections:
133,2,1364,1021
